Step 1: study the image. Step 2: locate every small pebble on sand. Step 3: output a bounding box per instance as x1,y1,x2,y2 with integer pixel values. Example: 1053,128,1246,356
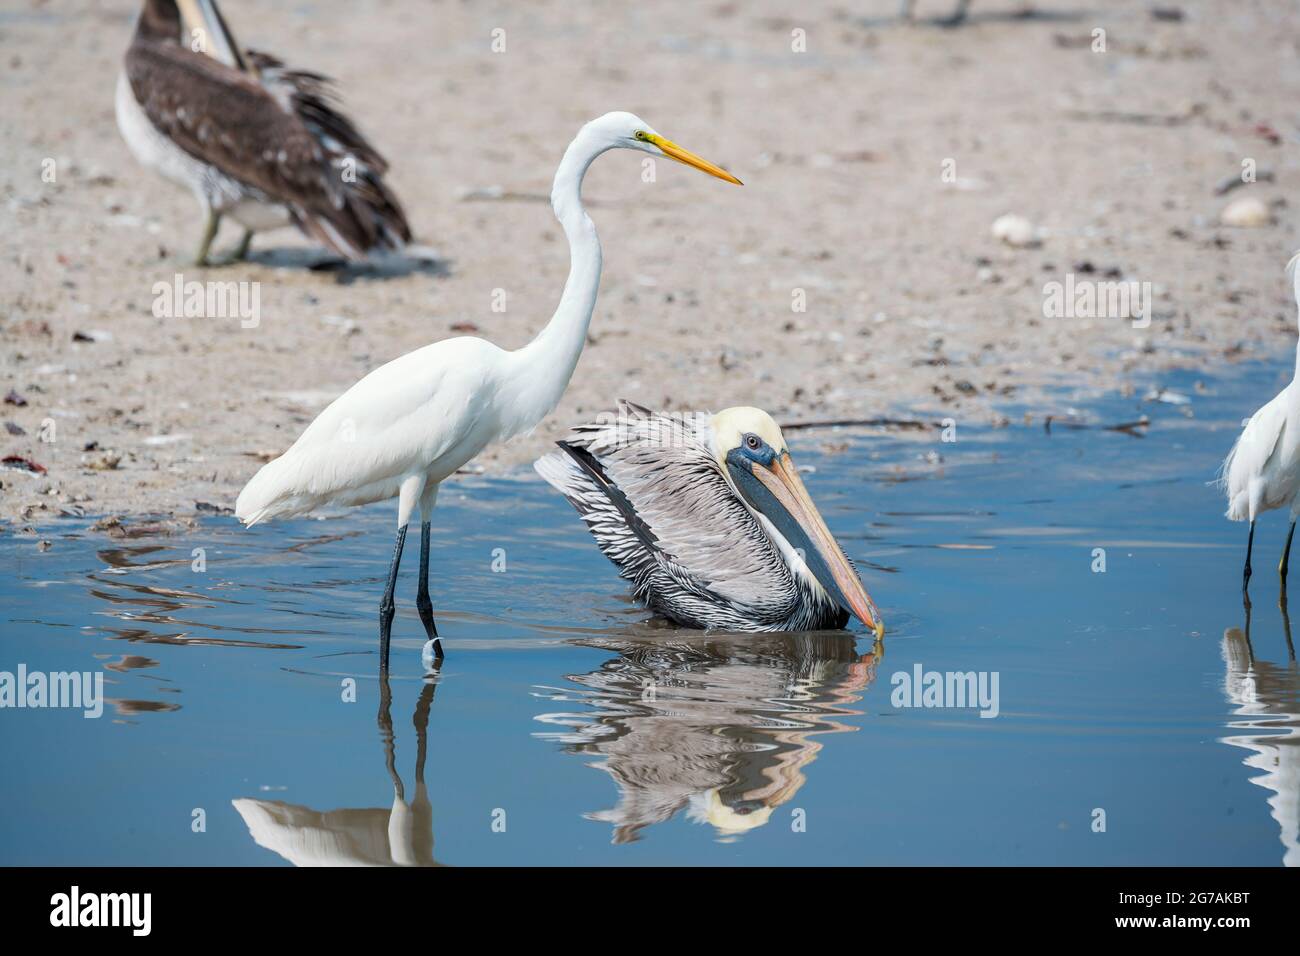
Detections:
1219,196,1272,228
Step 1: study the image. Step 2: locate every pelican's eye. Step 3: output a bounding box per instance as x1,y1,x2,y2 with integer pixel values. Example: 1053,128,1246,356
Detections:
744,434,762,451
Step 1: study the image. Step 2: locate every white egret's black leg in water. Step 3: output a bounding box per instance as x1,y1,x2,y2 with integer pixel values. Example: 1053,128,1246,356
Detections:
1279,520,1296,582
416,521,443,659
1243,520,1255,608
379,525,408,672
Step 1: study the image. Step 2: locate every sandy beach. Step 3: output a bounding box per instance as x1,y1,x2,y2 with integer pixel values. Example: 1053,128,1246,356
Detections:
2,0,1299,529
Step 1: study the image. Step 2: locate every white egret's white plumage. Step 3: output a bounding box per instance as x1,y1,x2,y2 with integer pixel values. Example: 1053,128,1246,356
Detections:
1221,254,1300,599
235,112,741,665
535,401,884,634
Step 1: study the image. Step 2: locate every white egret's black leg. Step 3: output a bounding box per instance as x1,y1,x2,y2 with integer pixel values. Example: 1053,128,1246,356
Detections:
416,520,443,659
1243,520,1255,608
1279,520,1296,582
195,209,221,267
379,525,409,672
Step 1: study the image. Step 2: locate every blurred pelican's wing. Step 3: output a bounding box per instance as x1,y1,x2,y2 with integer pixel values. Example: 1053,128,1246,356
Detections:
536,400,796,626
125,38,409,258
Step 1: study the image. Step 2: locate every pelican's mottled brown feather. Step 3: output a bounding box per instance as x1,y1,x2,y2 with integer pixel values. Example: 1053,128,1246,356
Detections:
122,0,410,258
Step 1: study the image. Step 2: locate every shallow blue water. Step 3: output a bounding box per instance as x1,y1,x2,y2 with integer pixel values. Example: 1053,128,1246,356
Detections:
1,363,1297,866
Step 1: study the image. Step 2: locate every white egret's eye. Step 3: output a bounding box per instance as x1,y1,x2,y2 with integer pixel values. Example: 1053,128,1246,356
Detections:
634,131,649,142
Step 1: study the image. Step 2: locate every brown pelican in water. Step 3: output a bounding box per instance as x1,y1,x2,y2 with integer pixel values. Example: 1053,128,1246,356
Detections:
535,402,884,635
116,0,411,265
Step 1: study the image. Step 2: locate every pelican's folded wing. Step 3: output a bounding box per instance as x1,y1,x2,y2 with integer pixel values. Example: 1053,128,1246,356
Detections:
535,400,796,625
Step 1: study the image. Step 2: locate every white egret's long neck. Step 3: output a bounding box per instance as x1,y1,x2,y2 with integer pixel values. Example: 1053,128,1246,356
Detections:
505,129,607,432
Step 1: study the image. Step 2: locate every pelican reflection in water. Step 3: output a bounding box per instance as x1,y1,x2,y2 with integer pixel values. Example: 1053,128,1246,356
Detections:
534,631,880,843
1221,607,1299,866
233,669,442,866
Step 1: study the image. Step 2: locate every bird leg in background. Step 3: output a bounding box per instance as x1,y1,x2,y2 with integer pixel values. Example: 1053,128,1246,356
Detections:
416,521,443,659
232,228,254,262
1243,520,1255,607
1280,594,1296,661
379,525,409,672
195,209,222,267
1279,520,1296,581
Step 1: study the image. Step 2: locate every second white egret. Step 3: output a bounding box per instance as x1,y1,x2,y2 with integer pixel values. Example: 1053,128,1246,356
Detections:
1221,253,1300,604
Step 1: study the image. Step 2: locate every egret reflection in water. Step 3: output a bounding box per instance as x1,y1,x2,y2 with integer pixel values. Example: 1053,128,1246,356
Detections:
1221,605,1299,867
533,631,880,844
233,669,444,866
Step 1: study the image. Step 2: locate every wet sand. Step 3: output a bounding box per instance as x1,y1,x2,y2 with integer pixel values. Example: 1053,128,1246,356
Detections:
2,0,1299,528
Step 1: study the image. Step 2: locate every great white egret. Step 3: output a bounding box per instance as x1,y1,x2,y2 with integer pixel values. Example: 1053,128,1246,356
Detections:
1221,253,1300,603
117,0,410,265
235,113,741,668
534,401,884,635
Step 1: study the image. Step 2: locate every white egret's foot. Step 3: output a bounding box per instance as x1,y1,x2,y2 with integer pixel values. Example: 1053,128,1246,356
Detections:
421,638,444,668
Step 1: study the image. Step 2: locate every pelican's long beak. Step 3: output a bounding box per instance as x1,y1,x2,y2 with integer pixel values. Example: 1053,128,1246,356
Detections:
644,133,743,185
732,450,884,637
177,0,247,71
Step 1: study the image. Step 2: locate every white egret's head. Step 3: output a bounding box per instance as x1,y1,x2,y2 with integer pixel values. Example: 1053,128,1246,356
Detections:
582,111,743,185
710,407,884,638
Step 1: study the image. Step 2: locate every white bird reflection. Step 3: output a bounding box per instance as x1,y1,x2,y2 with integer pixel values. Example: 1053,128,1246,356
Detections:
1221,604,1299,866
533,631,880,844
232,669,443,866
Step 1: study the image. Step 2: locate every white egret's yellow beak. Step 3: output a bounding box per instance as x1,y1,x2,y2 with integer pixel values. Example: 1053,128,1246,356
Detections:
748,451,885,638
643,133,743,185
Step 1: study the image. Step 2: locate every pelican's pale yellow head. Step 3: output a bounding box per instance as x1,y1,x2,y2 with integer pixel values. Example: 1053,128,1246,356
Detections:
709,406,884,638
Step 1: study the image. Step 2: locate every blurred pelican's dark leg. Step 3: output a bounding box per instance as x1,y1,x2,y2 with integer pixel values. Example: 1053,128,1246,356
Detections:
939,0,972,26
233,228,254,262
195,209,221,267
416,520,443,659
379,525,408,672
1243,520,1255,607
